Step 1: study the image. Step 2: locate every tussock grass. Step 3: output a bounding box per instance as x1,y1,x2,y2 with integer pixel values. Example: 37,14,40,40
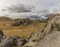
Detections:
0,17,46,37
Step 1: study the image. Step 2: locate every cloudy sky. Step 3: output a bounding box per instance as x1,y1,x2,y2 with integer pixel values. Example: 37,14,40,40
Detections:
0,0,60,18
0,0,59,9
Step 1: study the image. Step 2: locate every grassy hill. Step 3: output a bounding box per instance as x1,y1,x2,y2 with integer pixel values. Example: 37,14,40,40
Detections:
0,17,46,37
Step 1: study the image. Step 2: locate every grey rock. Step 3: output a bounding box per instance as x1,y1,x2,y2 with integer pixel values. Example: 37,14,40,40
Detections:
12,20,22,26
16,38,27,46
12,18,32,26
0,36,17,47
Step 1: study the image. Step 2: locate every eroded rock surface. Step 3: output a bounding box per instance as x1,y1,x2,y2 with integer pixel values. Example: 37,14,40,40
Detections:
23,14,60,47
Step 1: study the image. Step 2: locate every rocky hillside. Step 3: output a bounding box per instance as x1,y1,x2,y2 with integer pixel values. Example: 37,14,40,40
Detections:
0,17,46,37
0,17,46,47
23,14,60,47
0,14,60,47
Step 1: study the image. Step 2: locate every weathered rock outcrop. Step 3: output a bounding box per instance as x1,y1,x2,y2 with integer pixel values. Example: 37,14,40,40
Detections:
12,20,22,26
12,18,32,26
23,14,60,47
0,36,27,47
0,36,17,47
0,30,4,43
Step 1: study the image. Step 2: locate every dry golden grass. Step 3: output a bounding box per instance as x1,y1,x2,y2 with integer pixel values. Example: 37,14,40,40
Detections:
0,17,46,37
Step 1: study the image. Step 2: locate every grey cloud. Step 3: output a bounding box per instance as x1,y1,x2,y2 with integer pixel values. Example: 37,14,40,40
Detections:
5,3,35,13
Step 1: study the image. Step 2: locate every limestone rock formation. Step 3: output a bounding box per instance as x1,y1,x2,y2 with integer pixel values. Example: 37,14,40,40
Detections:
0,36,17,47
23,14,60,47
12,18,32,26
12,20,22,26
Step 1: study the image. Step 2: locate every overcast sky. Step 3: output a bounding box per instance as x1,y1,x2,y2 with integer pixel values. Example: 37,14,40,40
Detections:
0,0,59,9
0,0,60,17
